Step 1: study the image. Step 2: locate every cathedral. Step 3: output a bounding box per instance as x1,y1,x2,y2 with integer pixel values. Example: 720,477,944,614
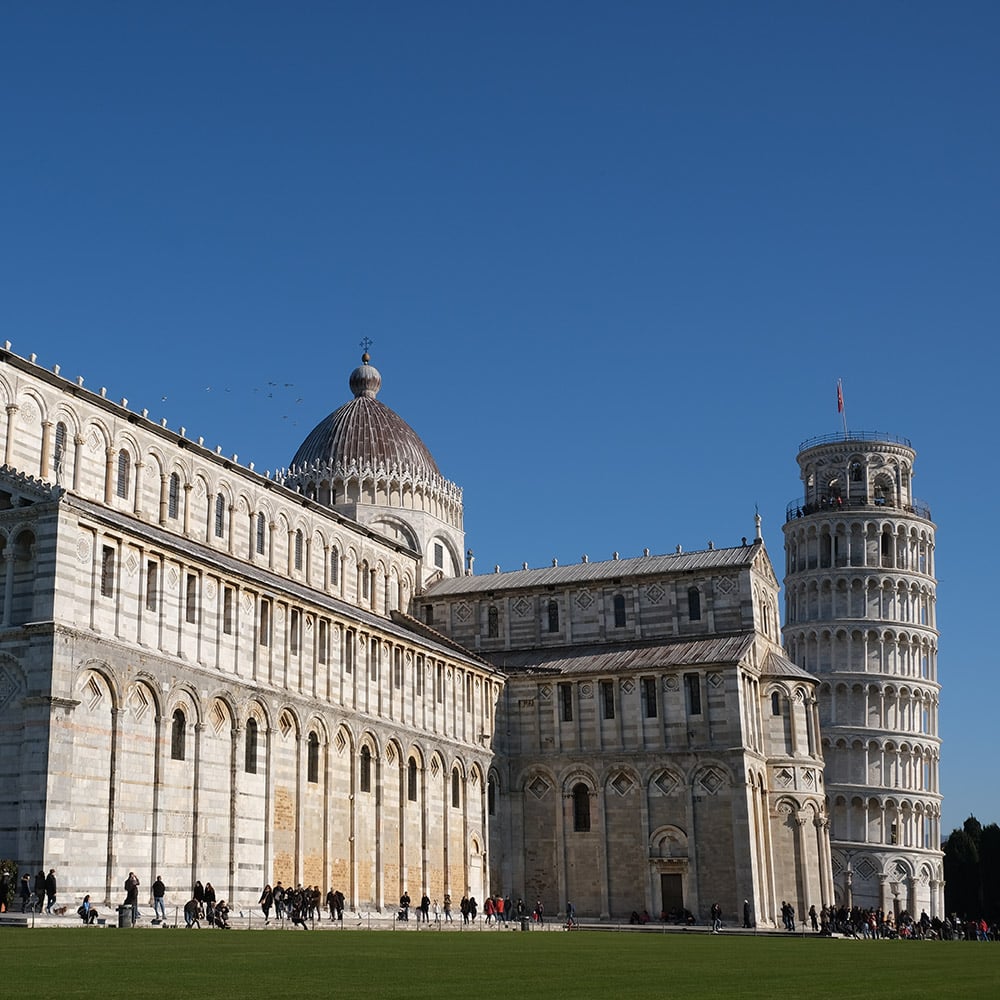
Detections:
0,343,939,923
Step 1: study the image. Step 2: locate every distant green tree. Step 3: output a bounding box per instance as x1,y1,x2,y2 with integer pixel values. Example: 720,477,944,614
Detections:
978,823,1000,920
944,817,983,917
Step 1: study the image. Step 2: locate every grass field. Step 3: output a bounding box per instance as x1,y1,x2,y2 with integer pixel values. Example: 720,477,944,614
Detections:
2,928,997,999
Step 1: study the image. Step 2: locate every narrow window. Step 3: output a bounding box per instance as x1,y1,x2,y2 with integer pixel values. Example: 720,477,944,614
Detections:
222,587,234,635
256,512,266,555
259,599,271,646
330,547,339,586
487,775,497,816
244,718,258,774
434,543,444,569
294,530,303,570
345,630,354,673
559,682,573,722
214,494,225,538
547,599,559,633
688,587,701,621
487,605,499,638
170,709,186,761
465,673,472,710
101,546,115,597
415,655,424,695
53,421,67,475
600,680,615,720
290,609,300,655
370,638,379,681
360,746,372,793
318,619,328,664
185,574,198,624
613,594,626,628
573,783,591,832
394,648,402,689
436,663,445,703
424,604,434,626
361,562,370,600
307,732,320,784
116,450,130,499
407,757,418,802
451,768,461,808
642,677,658,718
685,673,702,715
145,560,158,612
168,473,180,520
771,692,781,716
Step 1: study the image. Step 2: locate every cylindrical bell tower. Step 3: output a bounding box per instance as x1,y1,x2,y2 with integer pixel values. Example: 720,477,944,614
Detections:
782,432,943,918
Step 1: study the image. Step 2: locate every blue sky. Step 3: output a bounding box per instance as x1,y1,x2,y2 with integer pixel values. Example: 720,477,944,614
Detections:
2,2,997,832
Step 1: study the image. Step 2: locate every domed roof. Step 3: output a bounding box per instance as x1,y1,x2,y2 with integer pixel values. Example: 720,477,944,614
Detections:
290,353,441,478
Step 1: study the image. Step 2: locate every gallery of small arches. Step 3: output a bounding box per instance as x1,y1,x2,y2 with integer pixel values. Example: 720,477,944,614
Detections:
68,663,491,907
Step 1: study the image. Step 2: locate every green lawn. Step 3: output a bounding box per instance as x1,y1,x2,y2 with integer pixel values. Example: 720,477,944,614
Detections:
2,928,997,999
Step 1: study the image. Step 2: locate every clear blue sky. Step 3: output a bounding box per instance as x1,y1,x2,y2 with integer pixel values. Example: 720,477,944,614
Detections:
3,2,997,832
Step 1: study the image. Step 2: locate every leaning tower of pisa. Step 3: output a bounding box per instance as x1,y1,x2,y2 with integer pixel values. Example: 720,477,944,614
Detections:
782,432,943,918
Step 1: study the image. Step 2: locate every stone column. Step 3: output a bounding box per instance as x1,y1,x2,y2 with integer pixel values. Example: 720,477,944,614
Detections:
4,404,18,466
39,420,52,478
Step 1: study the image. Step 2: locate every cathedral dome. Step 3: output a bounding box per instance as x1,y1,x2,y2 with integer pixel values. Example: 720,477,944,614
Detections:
290,352,441,478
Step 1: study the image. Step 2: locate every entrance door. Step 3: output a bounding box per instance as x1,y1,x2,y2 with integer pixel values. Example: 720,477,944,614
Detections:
660,873,683,915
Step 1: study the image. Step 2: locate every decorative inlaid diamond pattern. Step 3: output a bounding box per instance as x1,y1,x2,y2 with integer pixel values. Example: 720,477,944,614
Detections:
716,576,735,594
708,672,723,689
653,770,679,796
513,597,531,617
698,768,725,795
528,776,551,799
128,685,149,721
575,591,594,610
855,858,877,880
538,685,551,701
455,602,471,623
776,768,794,788
611,772,635,796
646,583,664,604
622,679,634,695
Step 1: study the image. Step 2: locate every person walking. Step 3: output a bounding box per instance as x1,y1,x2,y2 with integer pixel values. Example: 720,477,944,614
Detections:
44,869,57,914
152,875,166,923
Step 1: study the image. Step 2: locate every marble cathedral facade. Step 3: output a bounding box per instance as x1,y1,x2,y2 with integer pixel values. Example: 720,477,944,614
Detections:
0,345,844,922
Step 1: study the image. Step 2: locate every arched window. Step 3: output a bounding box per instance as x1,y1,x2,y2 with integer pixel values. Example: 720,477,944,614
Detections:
451,768,461,808
613,594,626,628
360,746,372,793
116,450,130,499
688,587,701,621
407,757,418,802
573,783,591,832
307,731,320,784
256,512,267,555
168,473,180,520
214,494,225,538
245,718,258,774
771,692,781,716
547,600,559,633
294,530,303,570
171,709,186,761
487,775,497,816
330,547,339,586
487,606,499,638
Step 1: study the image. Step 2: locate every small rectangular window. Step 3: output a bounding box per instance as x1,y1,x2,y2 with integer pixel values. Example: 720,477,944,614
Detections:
642,677,657,718
318,620,328,665
559,682,573,722
185,574,198,625
436,663,445,703
685,673,702,715
101,546,115,598
222,587,234,635
434,543,444,569
394,649,402,689
424,604,434,626
600,680,615,720
259,599,271,647
416,655,424,695
145,561,158,612
345,629,354,673
290,609,300,655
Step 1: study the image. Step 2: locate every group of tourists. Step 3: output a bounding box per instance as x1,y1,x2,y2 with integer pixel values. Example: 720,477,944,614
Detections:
258,882,347,927
3,868,59,914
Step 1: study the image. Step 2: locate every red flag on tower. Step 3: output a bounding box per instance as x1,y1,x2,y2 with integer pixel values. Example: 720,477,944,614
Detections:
837,380,844,413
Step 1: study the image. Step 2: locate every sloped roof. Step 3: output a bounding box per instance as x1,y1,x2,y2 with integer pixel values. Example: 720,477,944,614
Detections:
426,542,761,596
484,633,756,676
760,649,817,681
